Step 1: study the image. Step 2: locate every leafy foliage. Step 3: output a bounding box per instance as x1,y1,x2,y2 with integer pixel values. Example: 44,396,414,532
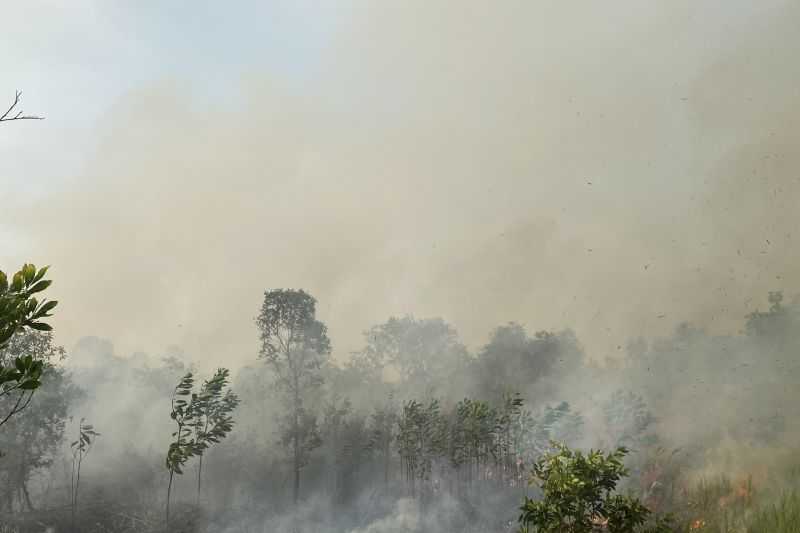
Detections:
518,443,673,533
191,368,240,503
165,368,239,521
397,399,447,496
165,372,201,524
0,264,58,426
166,373,200,477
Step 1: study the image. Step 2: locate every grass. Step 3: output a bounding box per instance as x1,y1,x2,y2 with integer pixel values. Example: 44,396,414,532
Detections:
665,472,800,533
745,492,800,533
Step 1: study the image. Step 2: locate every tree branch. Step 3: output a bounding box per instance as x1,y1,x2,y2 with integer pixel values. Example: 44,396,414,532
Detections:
0,390,33,428
0,91,44,123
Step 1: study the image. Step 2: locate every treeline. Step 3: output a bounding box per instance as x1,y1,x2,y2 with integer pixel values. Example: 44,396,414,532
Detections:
1,282,799,532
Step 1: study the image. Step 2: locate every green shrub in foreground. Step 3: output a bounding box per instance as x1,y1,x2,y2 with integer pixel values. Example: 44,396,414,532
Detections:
518,442,674,533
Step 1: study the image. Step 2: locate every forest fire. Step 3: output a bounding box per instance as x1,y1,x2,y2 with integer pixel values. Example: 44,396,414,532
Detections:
4,0,800,531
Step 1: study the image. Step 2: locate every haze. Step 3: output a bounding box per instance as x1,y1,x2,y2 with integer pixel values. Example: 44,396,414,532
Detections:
2,1,799,371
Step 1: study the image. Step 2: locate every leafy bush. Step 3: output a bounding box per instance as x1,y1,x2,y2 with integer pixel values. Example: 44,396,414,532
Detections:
518,442,673,533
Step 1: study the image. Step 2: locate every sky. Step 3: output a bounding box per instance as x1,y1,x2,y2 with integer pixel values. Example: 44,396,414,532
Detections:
2,1,799,371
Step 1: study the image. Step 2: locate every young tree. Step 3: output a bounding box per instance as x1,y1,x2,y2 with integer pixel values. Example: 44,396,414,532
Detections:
492,392,524,485
70,418,100,528
191,368,240,504
518,443,673,533
256,289,331,506
320,395,352,499
0,264,58,427
366,395,398,489
165,373,201,525
396,399,446,499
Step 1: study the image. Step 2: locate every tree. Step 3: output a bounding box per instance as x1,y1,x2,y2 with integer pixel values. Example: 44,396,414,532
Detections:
602,390,654,450
320,395,352,499
396,398,446,498
0,264,58,427
366,394,398,489
165,373,201,525
492,392,524,485
256,289,331,506
745,291,795,340
70,418,100,528
191,368,239,505
477,324,582,402
518,443,673,533
360,316,469,395
0,330,81,512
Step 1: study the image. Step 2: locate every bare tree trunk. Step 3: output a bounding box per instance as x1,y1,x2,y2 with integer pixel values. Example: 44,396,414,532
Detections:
293,410,300,506
75,453,82,519
292,371,301,533
21,481,33,512
166,470,174,528
383,443,390,488
196,454,204,506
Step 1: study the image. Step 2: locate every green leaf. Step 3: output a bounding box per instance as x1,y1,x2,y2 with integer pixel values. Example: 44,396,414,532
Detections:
11,272,24,292
37,300,58,316
31,265,50,284
28,279,52,294
22,264,36,284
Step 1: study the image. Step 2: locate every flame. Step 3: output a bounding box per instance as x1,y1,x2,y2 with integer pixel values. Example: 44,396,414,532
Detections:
718,476,753,509
689,519,706,530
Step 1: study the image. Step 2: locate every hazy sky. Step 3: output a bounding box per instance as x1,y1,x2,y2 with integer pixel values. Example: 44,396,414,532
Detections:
2,1,799,370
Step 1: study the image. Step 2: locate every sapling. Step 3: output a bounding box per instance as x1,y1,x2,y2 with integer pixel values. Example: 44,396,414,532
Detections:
70,417,99,529
191,368,239,504
165,372,201,526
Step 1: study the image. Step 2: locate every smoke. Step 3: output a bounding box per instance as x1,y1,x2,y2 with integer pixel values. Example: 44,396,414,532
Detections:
4,2,800,531
2,1,798,373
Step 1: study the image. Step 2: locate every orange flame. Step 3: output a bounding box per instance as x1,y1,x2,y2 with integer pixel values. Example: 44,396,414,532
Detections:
689,519,706,530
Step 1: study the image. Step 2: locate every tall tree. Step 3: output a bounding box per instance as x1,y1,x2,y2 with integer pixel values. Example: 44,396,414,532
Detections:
477,323,582,402
256,289,331,506
360,316,469,396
